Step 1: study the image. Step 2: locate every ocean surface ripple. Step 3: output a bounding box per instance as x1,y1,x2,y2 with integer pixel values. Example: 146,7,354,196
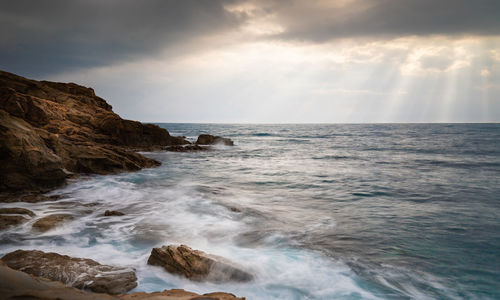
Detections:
1,123,499,299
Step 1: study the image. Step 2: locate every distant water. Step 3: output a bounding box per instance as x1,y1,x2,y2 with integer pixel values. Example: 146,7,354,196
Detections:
1,124,500,299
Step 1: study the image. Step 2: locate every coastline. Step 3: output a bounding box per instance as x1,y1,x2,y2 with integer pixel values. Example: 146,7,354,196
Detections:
0,70,245,299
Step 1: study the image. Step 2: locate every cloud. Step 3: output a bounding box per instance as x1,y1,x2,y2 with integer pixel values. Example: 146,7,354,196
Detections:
0,0,244,77
258,0,500,42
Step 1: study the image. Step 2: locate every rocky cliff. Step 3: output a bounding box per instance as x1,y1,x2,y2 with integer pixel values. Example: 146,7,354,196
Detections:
0,70,188,192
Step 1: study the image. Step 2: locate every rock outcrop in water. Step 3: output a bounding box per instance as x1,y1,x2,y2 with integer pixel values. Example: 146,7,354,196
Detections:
147,244,253,282
1,250,137,294
196,134,234,146
0,70,189,193
0,260,244,300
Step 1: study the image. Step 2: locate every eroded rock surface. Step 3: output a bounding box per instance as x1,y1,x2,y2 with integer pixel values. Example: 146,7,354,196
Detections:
196,134,234,146
1,250,137,294
147,244,253,282
0,70,189,192
32,214,74,232
0,207,35,230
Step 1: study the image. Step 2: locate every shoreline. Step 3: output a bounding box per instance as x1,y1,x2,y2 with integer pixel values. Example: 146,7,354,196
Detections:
0,70,245,299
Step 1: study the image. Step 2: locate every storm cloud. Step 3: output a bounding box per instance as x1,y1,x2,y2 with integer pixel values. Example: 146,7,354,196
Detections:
0,0,243,76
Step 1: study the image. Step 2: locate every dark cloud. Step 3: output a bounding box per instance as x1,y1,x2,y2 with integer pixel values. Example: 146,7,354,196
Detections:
266,0,500,42
0,0,243,77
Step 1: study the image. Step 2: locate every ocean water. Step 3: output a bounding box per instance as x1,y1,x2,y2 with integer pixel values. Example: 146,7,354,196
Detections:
1,123,500,299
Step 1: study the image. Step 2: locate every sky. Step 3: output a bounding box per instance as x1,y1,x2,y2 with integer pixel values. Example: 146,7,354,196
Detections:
1,0,500,123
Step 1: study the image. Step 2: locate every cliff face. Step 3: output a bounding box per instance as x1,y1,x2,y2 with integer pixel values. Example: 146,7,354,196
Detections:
0,70,188,192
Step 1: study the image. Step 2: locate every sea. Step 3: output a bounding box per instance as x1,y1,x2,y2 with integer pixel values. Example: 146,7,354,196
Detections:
1,123,499,299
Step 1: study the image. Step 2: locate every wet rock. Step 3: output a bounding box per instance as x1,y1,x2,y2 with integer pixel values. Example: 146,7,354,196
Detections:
0,261,243,300
0,194,62,203
32,214,74,232
147,244,253,282
104,210,125,216
0,215,28,230
1,249,137,295
0,207,35,217
228,206,242,213
196,134,234,146
164,144,209,152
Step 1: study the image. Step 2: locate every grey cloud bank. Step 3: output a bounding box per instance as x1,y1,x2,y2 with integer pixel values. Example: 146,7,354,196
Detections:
1,0,499,123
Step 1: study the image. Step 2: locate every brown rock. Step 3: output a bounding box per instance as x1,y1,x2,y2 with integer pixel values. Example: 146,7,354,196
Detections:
164,144,209,152
0,70,189,193
195,134,234,146
32,214,74,232
0,261,244,300
0,215,28,230
0,193,62,203
0,207,35,217
104,210,125,216
1,249,137,295
147,245,253,282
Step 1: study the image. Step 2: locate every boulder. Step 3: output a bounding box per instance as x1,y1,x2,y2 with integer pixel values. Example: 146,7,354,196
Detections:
32,214,74,232
196,134,234,146
1,249,137,295
104,210,125,216
147,245,253,282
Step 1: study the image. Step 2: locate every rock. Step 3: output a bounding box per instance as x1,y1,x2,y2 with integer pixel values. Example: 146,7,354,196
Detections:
32,214,74,232
196,134,234,146
0,70,189,192
0,194,62,203
1,249,137,295
147,244,253,282
0,207,35,217
164,144,209,152
0,215,28,230
122,289,244,300
104,210,125,216
0,261,244,300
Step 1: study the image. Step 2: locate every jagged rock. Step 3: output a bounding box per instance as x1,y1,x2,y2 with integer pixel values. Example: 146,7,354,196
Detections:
104,210,125,216
0,70,189,192
196,134,234,146
0,260,244,299
32,214,74,232
147,244,253,282
0,207,35,217
1,250,137,295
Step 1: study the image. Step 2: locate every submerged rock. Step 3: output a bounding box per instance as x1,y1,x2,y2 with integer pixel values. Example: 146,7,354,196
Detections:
0,215,28,230
0,207,35,230
1,249,137,295
147,244,253,282
0,193,62,203
0,207,35,217
32,214,74,232
196,134,234,146
104,210,125,216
